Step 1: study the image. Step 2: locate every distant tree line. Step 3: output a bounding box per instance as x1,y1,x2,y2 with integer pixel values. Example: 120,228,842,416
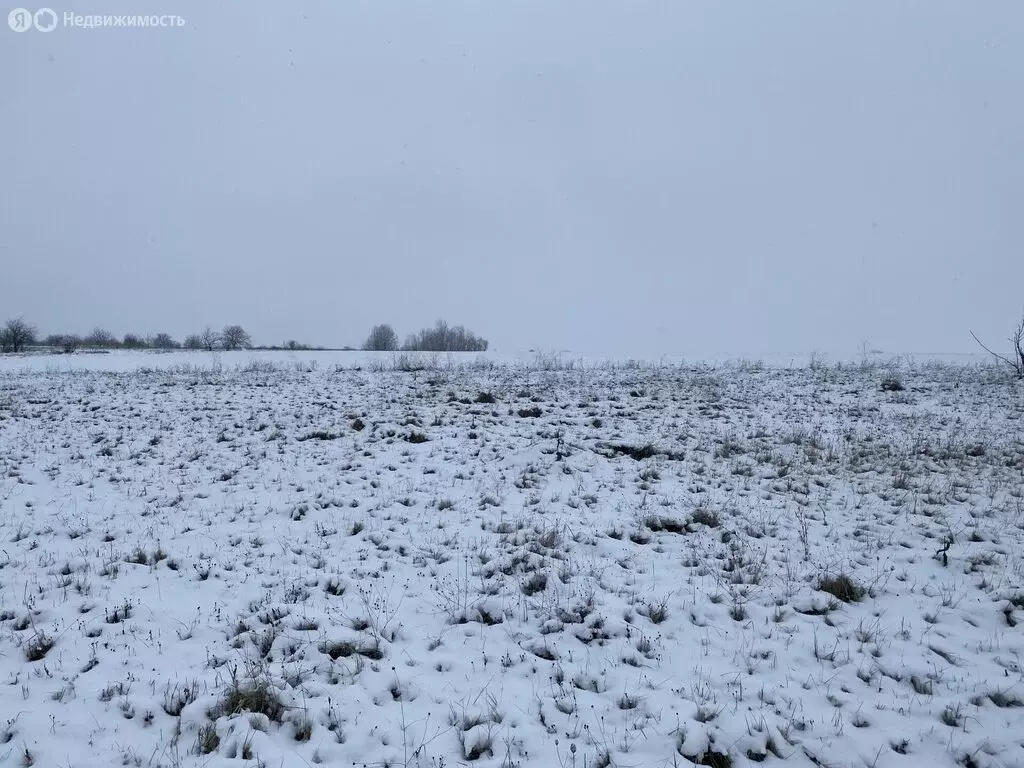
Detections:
2,315,488,355
0,318,259,354
362,319,488,352
182,325,252,351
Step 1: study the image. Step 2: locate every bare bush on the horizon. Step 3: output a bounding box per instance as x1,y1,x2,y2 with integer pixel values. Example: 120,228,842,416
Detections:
85,327,118,348
362,323,399,352
43,333,82,353
150,333,178,349
402,319,488,352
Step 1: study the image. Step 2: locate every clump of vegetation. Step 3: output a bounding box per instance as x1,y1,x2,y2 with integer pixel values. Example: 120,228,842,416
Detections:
694,752,733,768
195,724,220,755
644,515,688,534
608,443,658,460
988,690,1024,708
25,632,54,661
162,680,200,716
689,507,721,528
298,430,339,442
521,572,547,596
458,726,495,761
640,598,670,624
817,573,865,603
106,600,133,623
880,375,905,392
215,673,285,722
324,578,346,596
322,640,358,659
293,712,314,741
321,639,384,661
940,703,964,728
676,730,734,768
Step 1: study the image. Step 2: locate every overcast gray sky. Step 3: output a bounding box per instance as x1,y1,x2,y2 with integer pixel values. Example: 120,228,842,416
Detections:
2,0,1021,357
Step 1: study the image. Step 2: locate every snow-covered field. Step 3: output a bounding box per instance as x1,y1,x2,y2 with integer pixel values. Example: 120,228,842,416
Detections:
1,353,1022,768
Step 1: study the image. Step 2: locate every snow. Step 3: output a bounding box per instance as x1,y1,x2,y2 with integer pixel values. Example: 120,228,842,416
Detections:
0,352,1021,768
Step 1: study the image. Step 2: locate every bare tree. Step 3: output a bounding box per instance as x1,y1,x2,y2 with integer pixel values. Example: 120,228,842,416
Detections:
971,311,1024,379
221,325,252,351
402,319,487,352
362,323,398,351
62,334,83,354
150,333,178,349
199,327,221,351
183,334,203,350
44,334,82,353
122,333,148,349
1,317,37,353
44,334,79,353
85,327,118,348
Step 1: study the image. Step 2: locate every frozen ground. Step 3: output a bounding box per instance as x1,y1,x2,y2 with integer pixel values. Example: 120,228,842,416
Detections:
0,348,997,375
0,354,1021,768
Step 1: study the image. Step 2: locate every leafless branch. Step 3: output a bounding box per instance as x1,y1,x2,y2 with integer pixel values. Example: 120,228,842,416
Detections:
971,312,1024,378
970,331,1017,368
